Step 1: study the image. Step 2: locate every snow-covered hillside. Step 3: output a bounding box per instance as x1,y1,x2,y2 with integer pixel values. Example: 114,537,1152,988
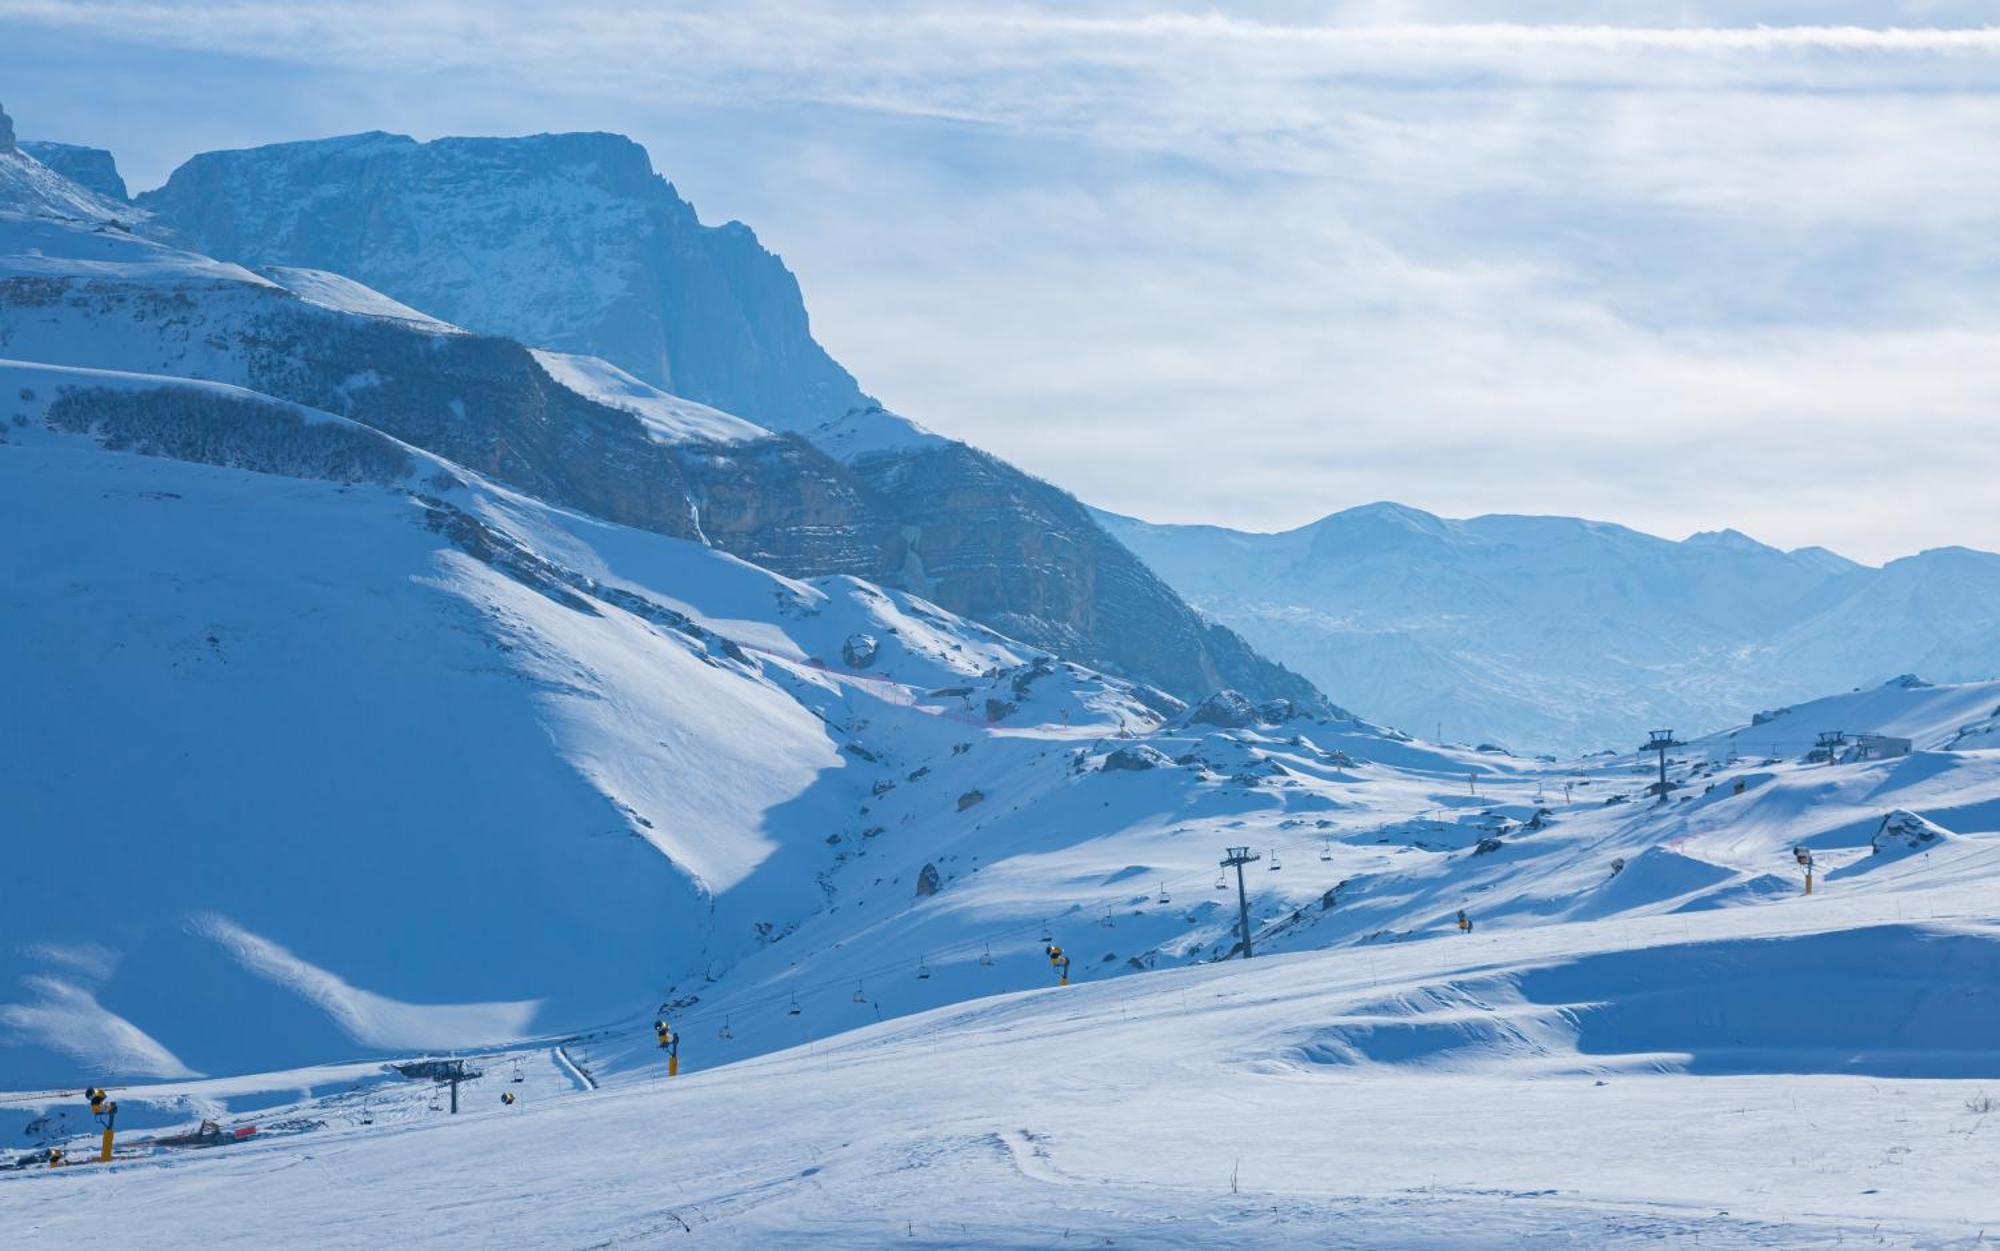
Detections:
0,355,1192,1087
1100,502,2000,754
9,696,2000,1244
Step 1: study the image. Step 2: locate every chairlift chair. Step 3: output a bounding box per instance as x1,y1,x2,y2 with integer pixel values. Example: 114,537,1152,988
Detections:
1040,920,1053,942
979,943,994,967
852,982,868,1003
787,993,801,1017
719,1016,734,1040
917,958,932,981
1157,881,1170,905
1318,839,1333,862
1268,848,1282,871
1214,869,1228,890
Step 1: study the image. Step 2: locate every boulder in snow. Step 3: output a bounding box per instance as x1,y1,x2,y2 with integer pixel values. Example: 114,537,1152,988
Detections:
1100,744,1172,772
841,632,879,669
1187,690,1258,729
1255,698,1301,725
1871,809,1954,857
914,863,942,897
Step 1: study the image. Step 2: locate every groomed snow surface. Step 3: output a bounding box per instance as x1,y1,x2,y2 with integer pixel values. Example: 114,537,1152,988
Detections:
6,901,2000,1247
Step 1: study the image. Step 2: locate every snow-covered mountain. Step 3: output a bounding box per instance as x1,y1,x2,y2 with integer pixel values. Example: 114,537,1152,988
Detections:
137,129,867,433
0,123,1319,1084
1099,502,2000,754
0,116,1322,715
9,112,2000,1244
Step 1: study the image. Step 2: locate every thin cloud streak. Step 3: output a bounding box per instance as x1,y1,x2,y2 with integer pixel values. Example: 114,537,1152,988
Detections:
10,4,2000,74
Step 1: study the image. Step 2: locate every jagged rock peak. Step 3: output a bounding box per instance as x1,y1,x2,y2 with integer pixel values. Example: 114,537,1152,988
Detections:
0,103,16,152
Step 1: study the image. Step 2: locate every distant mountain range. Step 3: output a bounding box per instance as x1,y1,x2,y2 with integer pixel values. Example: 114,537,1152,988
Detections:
1100,502,2000,753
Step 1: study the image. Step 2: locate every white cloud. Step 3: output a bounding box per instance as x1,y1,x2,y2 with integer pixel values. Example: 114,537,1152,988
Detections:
5,1,1998,560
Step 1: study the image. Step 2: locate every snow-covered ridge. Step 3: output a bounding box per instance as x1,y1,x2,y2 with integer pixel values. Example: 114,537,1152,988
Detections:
528,349,767,444
258,266,463,333
806,403,951,463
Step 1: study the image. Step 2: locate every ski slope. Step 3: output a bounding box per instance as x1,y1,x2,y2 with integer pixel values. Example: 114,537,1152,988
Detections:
8,114,2000,1246
7,890,1999,1247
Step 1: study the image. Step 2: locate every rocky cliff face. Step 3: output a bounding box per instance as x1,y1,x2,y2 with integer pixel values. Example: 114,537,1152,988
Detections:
20,140,128,200
138,131,870,432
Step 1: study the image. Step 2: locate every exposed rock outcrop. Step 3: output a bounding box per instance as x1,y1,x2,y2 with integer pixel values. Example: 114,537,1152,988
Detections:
20,141,128,200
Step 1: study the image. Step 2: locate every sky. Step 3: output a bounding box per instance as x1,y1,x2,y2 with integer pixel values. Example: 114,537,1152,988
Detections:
5,1,2000,564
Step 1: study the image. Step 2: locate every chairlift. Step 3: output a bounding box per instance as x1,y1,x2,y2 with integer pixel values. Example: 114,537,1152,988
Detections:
718,1016,734,1041
510,1059,524,1084
916,957,932,981
1214,869,1228,890
1040,920,1053,942
1157,881,1171,905
852,981,868,1004
1268,848,1282,871
1318,839,1333,862
979,943,994,967
787,993,801,1017
1100,905,1115,928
